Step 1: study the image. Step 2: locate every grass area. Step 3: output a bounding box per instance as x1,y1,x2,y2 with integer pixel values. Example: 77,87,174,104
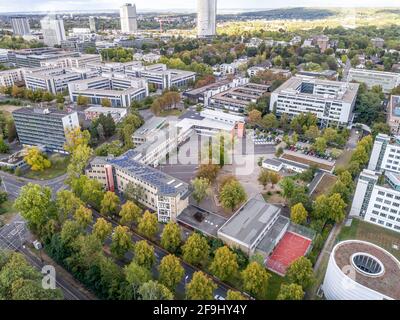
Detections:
335,149,354,169
158,109,183,117
262,191,286,205
265,272,284,300
23,154,70,180
337,218,400,260
0,200,18,226
311,174,338,199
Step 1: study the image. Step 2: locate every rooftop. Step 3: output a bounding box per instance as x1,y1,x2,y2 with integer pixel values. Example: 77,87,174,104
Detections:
13,107,73,118
184,78,233,96
133,117,167,139
90,150,189,197
333,240,400,300
389,95,400,118
274,76,359,104
218,197,281,248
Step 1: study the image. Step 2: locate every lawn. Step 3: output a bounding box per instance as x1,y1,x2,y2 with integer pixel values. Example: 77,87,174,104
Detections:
23,154,70,180
337,218,400,260
0,200,18,226
265,272,285,300
311,174,338,199
335,149,354,169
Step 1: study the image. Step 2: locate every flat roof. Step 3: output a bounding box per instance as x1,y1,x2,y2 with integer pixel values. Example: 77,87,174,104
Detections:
184,78,233,96
12,107,73,118
85,106,126,113
90,150,189,197
177,205,228,237
274,76,359,104
218,197,281,247
133,116,167,138
333,240,400,300
263,158,283,167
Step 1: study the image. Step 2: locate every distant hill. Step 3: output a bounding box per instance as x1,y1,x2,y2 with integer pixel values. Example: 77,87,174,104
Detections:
220,7,335,20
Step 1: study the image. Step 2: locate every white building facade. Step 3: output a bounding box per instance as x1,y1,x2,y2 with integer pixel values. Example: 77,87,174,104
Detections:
120,3,138,34
197,0,217,37
348,68,400,93
40,16,66,47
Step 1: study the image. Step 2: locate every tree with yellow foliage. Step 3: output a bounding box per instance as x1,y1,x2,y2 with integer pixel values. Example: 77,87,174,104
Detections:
24,147,51,172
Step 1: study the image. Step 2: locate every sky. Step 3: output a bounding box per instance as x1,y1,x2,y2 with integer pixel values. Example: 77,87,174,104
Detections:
0,0,400,13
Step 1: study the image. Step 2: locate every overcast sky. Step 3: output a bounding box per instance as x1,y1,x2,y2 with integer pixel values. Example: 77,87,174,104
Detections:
0,0,399,13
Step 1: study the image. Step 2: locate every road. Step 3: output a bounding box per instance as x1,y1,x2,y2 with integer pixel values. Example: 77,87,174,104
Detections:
0,214,91,300
0,170,235,299
90,210,234,299
0,171,68,199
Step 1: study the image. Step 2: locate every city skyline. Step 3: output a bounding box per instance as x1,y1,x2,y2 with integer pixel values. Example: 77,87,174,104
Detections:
1,0,400,13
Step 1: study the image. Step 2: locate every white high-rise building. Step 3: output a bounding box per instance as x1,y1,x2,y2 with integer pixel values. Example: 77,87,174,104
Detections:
11,16,31,36
40,16,66,47
197,0,217,38
120,3,138,34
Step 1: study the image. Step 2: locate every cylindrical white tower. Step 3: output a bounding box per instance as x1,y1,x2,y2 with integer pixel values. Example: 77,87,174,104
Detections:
197,0,217,37
323,240,400,300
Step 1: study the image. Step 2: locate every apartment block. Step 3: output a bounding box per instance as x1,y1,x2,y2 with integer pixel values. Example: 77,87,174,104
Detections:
24,66,99,94
0,68,25,87
271,76,359,128
209,83,270,114
388,96,400,135
86,150,190,222
68,76,148,107
12,108,80,153
348,68,400,93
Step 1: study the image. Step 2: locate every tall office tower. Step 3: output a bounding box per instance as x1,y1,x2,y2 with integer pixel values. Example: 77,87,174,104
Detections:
89,16,98,32
197,0,217,38
120,3,138,34
11,16,31,36
40,16,66,47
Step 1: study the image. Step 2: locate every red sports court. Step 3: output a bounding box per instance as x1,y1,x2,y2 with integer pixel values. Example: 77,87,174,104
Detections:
266,231,312,276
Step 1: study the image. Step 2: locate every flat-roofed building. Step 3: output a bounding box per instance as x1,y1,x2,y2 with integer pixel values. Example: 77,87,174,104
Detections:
126,63,196,90
183,77,249,107
86,150,190,222
0,68,25,87
41,54,101,69
24,66,99,94
209,83,270,114
11,16,31,36
68,76,148,107
7,48,79,68
218,196,289,256
132,116,167,146
84,106,127,123
12,107,79,153
388,96,400,135
348,68,400,93
271,76,359,128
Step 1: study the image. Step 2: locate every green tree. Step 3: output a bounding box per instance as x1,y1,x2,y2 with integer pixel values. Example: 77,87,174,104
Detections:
241,261,271,298
14,183,53,233
197,164,220,183
73,205,93,228
24,147,51,171
313,137,327,154
77,95,90,106
159,254,185,291
139,280,174,300
100,191,120,218
290,203,308,225
181,233,210,265
191,177,210,204
119,200,142,227
56,190,83,224
209,246,239,281
101,98,112,107
226,290,247,300
305,125,320,141
133,240,155,270
261,113,279,130
258,169,270,189
110,225,132,259
67,144,93,179
286,257,314,289
160,221,182,252
186,271,217,300
280,177,296,199
137,210,159,239
92,218,113,243
0,137,9,153
277,283,304,300
219,179,247,212
124,261,151,299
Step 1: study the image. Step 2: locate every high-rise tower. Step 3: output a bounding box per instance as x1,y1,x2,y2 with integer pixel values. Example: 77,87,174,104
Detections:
197,0,217,38
120,3,138,34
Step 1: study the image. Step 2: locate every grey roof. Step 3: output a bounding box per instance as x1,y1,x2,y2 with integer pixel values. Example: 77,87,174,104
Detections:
218,197,281,247
12,107,72,118
90,150,189,197
263,158,283,167
256,215,290,256
178,110,205,121
279,157,310,170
